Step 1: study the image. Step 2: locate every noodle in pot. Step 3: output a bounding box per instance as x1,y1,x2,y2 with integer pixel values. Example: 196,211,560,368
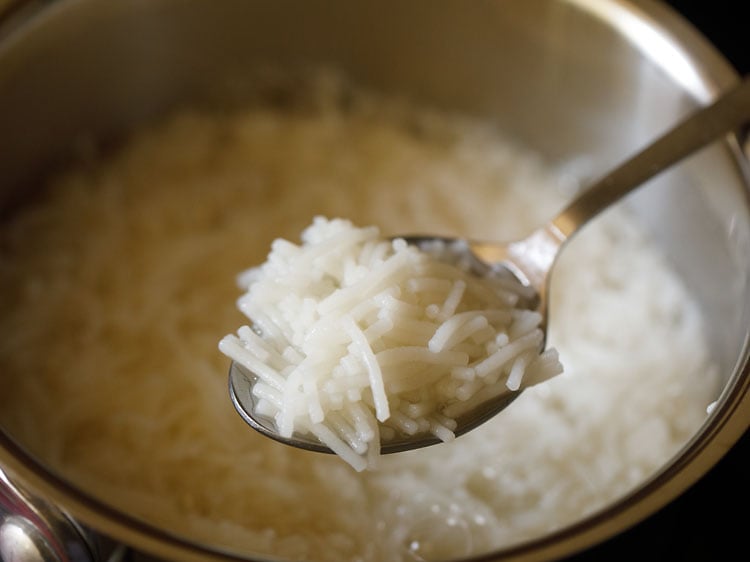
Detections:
0,74,718,561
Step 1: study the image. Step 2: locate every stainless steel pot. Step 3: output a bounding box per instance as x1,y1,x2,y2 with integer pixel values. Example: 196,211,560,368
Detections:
0,1,748,561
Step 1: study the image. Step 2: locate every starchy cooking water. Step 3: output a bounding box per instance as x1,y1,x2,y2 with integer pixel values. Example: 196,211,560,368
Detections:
0,73,718,561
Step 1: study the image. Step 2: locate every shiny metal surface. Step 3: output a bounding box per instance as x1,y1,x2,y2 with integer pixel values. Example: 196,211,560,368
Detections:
0,468,96,562
0,516,62,562
229,357,521,455
0,1,748,561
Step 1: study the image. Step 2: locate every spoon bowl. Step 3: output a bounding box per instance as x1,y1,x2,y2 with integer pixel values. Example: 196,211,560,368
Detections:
230,75,750,455
229,360,521,454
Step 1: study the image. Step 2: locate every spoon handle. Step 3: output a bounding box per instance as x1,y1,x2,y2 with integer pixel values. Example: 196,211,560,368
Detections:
552,76,750,238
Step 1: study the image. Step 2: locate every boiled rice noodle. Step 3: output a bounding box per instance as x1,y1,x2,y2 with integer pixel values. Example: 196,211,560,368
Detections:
0,72,718,561
219,217,562,470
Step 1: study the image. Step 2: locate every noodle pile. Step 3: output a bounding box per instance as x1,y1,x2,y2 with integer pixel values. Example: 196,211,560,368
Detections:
220,217,562,470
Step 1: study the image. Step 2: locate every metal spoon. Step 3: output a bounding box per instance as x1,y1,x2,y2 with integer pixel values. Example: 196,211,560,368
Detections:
230,75,750,454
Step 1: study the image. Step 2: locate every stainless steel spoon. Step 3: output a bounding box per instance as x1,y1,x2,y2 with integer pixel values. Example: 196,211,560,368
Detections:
229,75,750,454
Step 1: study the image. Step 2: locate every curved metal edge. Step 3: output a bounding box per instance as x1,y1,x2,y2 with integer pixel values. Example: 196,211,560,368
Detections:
228,361,331,454
229,360,519,456
0,435,254,562
0,466,102,562
566,0,741,101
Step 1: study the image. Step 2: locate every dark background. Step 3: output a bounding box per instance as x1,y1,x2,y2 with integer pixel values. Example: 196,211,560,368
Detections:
567,2,748,561
667,0,749,75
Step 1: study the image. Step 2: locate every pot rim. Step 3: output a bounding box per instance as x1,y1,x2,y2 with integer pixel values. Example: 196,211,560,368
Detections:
0,0,749,561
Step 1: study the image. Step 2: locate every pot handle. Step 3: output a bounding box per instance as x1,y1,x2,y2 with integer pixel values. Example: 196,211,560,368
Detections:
0,467,102,562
